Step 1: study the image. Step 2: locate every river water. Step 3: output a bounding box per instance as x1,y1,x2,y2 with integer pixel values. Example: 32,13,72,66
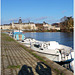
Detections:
24,32,73,49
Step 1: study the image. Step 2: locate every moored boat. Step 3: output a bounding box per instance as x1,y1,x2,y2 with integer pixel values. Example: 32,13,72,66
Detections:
17,37,74,71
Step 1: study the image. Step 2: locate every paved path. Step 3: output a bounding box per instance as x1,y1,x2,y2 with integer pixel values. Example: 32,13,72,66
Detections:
1,33,56,75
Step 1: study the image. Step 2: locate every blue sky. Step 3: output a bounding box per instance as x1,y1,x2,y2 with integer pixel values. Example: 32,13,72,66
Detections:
1,0,73,25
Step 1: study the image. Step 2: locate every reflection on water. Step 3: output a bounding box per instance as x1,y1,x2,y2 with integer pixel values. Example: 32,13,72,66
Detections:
24,32,73,49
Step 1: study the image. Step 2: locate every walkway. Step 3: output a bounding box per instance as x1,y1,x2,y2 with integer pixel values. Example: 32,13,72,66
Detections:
1,33,56,75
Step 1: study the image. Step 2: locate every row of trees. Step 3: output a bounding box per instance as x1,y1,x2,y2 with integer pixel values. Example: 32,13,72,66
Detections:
60,16,74,32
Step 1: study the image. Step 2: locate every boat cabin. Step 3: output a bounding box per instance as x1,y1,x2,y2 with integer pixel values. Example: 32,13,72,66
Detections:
13,32,25,41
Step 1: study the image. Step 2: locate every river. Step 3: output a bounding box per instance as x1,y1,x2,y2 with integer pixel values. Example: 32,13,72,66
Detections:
24,32,73,49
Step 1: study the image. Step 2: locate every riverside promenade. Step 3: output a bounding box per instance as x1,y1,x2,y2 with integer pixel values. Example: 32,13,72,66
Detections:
1,33,73,75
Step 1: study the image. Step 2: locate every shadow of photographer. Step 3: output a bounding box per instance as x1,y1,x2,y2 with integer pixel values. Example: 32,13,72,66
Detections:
18,62,52,75
18,65,34,75
36,62,52,75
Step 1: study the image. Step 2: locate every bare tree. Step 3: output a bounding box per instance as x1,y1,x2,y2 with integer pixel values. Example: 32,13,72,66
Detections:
60,16,74,32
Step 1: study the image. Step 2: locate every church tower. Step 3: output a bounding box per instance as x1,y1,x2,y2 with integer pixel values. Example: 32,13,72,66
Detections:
18,17,22,24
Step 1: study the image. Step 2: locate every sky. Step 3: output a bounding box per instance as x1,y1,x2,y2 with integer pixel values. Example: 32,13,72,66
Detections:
1,0,73,25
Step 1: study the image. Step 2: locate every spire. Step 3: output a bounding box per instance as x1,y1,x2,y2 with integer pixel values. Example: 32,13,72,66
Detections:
18,17,22,24
43,21,46,24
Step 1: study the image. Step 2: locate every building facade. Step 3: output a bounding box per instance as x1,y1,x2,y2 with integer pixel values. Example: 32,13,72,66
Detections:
0,17,60,30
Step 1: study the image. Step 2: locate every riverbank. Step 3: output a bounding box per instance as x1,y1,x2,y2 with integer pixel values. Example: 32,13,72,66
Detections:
23,29,61,32
1,29,73,33
1,29,60,33
1,33,73,75
22,29,73,32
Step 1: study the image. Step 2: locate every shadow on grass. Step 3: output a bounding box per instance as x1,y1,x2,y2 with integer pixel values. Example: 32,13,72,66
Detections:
18,62,52,75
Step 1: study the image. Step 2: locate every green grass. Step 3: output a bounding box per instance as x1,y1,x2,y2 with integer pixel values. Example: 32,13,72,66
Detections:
5,36,15,42
4,48,7,50
54,69,60,73
54,69,64,75
61,73,64,75
1,33,15,42
7,65,20,69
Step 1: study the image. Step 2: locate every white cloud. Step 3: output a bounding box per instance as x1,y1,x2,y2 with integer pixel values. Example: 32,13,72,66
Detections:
9,18,18,22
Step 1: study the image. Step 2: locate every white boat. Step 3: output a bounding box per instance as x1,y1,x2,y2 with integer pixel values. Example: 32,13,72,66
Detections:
22,38,36,44
20,37,39,47
31,41,73,62
9,32,13,36
20,38,73,62
70,59,74,72
69,51,74,72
